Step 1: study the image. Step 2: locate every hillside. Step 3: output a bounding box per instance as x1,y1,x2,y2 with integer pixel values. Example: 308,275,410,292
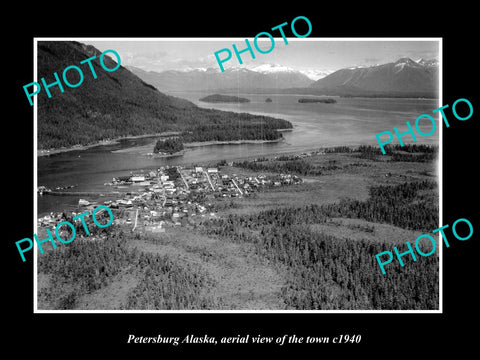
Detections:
309,58,439,98
36,42,292,150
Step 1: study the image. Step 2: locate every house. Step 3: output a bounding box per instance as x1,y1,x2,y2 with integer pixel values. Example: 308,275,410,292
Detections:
195,166,203,173
207,167,218,174
131,176,145,182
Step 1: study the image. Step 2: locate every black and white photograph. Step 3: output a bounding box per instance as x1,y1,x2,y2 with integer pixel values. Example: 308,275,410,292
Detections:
6,7,478,356
34,38,441,311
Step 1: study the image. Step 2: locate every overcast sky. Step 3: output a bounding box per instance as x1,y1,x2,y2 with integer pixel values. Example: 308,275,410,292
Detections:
84,38,440,80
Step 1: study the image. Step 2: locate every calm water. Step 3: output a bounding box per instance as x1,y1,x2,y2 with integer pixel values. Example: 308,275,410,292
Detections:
37,93,439,215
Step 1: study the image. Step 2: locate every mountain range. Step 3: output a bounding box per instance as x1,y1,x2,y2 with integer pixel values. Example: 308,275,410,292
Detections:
36,42,439,149
129,57,439,98
309,57,439,97
127,65,315,92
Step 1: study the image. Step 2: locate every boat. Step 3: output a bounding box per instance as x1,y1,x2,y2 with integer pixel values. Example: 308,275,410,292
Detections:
78,199,90,206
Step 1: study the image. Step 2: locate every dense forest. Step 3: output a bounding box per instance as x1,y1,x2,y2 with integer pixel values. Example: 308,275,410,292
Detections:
38,228,218,310
322,180,438,231
152,121,287,153
122,252,218,310
234,158,327,176
38,178,439,310
201,180,439,310
324,144,437,162
36,42,292,150
182,123,284,143
154,138,184,154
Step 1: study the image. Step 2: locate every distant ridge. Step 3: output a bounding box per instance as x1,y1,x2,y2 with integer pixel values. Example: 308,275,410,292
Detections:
309,58,439,98
127,57,438,98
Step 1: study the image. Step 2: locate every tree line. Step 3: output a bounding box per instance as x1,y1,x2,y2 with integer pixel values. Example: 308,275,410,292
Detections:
232,144,437,176
233,159,340,176
38,228,218,310
325,144,437,162
181,123,285,143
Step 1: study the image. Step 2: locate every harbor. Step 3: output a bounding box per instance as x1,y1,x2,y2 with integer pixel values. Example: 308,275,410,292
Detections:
37,163,303,233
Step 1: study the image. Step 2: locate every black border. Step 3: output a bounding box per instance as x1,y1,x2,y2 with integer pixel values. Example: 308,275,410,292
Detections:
6,6,478,355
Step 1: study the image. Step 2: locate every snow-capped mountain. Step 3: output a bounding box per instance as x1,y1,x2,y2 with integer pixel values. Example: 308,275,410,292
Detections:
127,65,315,92
126,57,438,97
310,57,439,97
250,64,298,73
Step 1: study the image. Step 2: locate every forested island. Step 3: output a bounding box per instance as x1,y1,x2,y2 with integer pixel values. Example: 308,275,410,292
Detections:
199,94,250,103
298,98,337,103
153,138,184,154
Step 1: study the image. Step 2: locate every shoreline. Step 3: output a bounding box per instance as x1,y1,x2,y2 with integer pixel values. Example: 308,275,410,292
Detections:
37,131,182,157
107,138,285,156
